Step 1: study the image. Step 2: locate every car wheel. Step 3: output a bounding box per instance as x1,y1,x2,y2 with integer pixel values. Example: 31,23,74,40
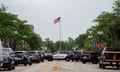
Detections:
76,59,79,62
24,63,27,66
82,61,86,64
29,62,32,66
48,58,53,61
41,59,44,62
99,64,105,69
116,66,119,70
37,60,40,63
65,58,70,62
12,65,15,70
8,65,12,70
8,67,12,70
103,65,105,69
99,63,102,68
15,63,18,66
72,59,74,62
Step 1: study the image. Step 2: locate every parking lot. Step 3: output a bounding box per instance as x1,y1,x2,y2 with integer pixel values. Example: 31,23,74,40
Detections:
0,60,120,72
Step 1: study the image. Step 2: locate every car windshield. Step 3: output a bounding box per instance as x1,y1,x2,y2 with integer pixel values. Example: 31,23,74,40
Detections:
28,52,37,55
14,52,25,55
105,48,120,51
59,51,67,54
73,52,81,55
82,51,91,55
28,52,36,54
2,49,9,55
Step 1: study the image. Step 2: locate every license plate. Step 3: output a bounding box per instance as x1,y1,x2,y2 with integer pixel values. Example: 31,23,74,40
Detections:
112,62,116,64
15,57,21,60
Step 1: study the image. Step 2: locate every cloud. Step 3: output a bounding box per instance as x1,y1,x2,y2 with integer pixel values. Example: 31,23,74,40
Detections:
13,0,61,7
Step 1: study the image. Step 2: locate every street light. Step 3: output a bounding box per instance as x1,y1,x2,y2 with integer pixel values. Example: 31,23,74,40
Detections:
97,31,104,42
13,31,18,51
88,35,93,51
22,35,27,50
97,31,104,49
97,31,104,35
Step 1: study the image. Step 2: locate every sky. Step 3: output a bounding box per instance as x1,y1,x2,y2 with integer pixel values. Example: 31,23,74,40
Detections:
0,0,114,41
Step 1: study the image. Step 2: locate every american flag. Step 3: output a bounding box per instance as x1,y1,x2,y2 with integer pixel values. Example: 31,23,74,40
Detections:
54,17,61,24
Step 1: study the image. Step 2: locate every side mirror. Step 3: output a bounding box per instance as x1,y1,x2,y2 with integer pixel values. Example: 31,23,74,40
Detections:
10,53,15,57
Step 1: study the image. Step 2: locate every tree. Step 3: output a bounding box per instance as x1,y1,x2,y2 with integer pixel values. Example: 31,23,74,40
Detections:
94,11,116,47
75,0,120,49
44,38,55,52
0,5,42,50
75,34,87,48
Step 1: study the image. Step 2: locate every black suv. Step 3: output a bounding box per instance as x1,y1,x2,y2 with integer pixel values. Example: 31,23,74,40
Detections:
90,52,100,64
28,51,40,63
81,51,100,64
71,51,81,62
44,52,53,61
14,51,32,66
81,51,92,64
0,48,15,70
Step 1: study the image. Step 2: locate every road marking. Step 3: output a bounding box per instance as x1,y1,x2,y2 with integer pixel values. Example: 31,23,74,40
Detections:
52,66,59,72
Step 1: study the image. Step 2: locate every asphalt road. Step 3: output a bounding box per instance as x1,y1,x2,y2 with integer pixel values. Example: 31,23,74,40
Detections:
0,61,120,72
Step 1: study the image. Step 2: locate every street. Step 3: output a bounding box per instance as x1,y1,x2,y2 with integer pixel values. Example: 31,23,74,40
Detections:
0,60,120,72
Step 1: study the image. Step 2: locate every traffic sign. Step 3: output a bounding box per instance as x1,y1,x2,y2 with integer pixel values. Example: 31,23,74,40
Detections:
97,43,103,48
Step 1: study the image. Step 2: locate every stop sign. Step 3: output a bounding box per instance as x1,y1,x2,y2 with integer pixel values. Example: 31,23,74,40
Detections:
97,43,103,48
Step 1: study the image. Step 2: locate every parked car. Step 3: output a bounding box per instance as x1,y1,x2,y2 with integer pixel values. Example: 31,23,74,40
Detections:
52,51,71,61
98,47,120,69
71,51,81,61
81,51,100,64
44,52,53,61
28,51,40,63
14,51,32,66
65,51,73,61
90,51,100,64
37,51,44,62
81,51,92,64
0,48,15,70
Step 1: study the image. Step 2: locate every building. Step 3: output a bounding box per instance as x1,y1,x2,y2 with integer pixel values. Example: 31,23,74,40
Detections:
28,24,34,32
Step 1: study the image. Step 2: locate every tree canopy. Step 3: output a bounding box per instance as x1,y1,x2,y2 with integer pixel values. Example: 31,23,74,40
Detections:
0,5,42,50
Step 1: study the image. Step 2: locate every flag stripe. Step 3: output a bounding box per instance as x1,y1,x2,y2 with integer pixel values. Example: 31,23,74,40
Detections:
54,17,61,24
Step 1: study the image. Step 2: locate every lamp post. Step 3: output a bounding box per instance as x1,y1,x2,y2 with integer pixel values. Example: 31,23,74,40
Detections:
88,35,93,51
97,31,104,49
22,35,27,50
13,31,18,51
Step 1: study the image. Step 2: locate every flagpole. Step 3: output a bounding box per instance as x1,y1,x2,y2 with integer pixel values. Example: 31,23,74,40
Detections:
59,21,61,51
54,17,61,51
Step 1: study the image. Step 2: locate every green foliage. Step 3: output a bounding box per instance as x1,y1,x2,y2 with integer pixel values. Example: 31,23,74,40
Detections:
43,38,55,52
1,0,120,51
0,5,42,50
75,0,120,50
27,33,42,50
75,34,87,48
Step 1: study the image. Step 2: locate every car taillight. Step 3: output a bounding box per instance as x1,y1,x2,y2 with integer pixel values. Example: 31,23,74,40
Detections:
89,55,91,59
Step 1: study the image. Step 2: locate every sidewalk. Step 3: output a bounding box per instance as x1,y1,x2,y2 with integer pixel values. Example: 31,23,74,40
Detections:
21,61,59,72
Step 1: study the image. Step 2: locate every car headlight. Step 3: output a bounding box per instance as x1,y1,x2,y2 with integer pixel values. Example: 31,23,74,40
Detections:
3,57,10,63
